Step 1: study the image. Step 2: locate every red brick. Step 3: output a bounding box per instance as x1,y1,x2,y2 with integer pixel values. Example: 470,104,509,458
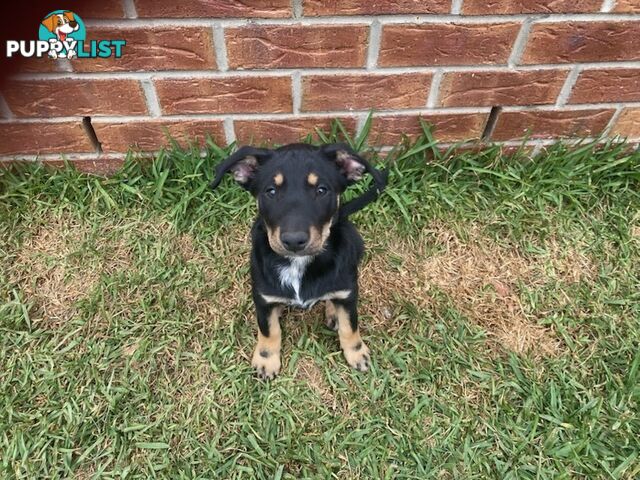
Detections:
0,122,93,155
522,22,640,64
134,0,291,18
155,77,292,114
379,23,520,67
234,117,357,145
226,25,367,69
569,69,640,104
79,2,125,18
491,109,614,141
370,113,488,145
615,0,640,12
73,27,215,72
463,0,601,14
302,73,431,111
611,108,640,139
13,57,62,73
304,0,450,15
46,157,127,175
439,70,567,107
2,80,148,117
93,120,226,152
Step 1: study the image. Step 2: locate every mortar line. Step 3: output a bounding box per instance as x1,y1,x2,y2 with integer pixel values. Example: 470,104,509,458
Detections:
140,79,162,117
366,20,382,70
426,69,443,108
555,66,581,106
508,17,534,67
603,104,624,136
451,0,464,14
292,71,302,114
122,0,138,19
600,0,617,12
12,61,640,81
223,118,236,145
212,25,229,72
0,93,15,119
4,103,635,125
82,13,640,27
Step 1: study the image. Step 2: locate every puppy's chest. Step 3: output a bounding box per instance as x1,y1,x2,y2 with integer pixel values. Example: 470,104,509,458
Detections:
261,256,350,309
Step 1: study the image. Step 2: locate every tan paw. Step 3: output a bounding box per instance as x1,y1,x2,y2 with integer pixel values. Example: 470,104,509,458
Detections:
343,341,371,372
251,347,281,380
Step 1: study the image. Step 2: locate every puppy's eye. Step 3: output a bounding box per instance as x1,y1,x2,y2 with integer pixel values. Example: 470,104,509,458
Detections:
265,186,276,198
316,185,328,196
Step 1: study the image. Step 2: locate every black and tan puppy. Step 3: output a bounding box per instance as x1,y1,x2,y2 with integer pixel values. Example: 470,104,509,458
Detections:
211,143,387,379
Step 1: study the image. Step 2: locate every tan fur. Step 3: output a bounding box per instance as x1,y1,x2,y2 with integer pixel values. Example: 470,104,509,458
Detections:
325,300,337,329
307,173,318,186
252,306,283,378
274,173,283,186
41,14,58,33
308,219,332,253
335,304,370,371
265,224,290,257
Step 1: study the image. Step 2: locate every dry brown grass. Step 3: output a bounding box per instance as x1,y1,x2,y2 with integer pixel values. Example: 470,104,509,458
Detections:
360,223,596,357
173,226,252,328
295,356,335,407
9,214,132,328
9,213,595,358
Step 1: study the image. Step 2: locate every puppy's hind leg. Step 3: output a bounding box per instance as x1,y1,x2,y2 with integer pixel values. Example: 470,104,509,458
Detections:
334,301,370,372
252,304,283,380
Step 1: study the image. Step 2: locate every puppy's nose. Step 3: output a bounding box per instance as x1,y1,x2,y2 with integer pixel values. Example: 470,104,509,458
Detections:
280,231,309,252
69,21,78,28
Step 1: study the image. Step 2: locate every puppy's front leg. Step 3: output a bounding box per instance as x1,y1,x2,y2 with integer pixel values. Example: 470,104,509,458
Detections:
333,300,371,372
252,303,283,380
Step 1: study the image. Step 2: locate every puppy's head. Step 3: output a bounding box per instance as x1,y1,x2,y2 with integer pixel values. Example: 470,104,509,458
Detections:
211,143,369,257
41,12,78,39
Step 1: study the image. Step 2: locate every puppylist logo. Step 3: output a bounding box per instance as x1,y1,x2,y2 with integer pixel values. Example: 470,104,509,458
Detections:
6,10,125,60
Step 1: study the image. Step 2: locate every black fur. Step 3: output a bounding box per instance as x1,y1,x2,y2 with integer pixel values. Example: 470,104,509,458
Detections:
211,143,388,378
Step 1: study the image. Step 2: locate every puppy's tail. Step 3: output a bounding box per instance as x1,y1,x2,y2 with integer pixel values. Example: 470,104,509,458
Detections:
338,164,389,219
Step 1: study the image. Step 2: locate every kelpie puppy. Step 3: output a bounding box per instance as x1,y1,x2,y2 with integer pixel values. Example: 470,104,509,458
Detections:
211,143,387,379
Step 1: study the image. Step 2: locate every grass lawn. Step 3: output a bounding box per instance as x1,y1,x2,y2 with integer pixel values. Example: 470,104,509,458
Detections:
1,125,639,479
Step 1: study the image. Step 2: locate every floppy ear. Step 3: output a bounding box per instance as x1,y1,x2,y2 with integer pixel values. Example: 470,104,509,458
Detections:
321,143,389,219
321,143,367,183
41,14,58,33
210,146,273,191
64,11,75,22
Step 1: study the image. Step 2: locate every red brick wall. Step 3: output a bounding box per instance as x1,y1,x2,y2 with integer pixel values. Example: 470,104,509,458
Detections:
1,0,639,171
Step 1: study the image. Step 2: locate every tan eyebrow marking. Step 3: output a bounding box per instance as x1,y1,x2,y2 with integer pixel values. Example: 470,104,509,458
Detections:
274,173,284,186
307,173,318,186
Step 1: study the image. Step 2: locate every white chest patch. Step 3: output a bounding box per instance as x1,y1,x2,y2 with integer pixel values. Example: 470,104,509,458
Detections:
278,255,312,303
261,256,351,308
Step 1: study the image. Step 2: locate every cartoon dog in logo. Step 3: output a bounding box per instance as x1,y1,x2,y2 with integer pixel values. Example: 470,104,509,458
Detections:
41,11,79,58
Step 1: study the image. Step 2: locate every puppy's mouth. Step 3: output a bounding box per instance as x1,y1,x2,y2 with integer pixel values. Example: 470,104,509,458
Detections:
58,32,67,42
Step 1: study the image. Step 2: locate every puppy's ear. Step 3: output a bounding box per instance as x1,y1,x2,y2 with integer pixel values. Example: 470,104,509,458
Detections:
321,143,366,183
41,14,57,33
210,146,273,191
65,11,75,22
322,143,389,218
